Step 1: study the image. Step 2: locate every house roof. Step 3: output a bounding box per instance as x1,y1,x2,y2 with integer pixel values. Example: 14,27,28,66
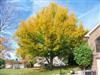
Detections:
85,23,100,37
5,60,27,64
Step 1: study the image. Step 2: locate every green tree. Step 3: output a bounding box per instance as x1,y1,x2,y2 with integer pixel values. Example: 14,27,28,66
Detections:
74,43,92,74
15,3,86,70
0,58,5,69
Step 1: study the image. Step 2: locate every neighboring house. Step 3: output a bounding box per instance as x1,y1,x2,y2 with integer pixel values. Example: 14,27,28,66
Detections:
34,57,65,68
5,60,26,69
85,23,100,75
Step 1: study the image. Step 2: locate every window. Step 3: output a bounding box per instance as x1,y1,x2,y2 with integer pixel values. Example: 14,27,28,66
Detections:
96,37,100,52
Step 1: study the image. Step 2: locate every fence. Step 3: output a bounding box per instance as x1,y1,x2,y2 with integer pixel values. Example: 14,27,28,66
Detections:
71,70,93,75
59,70,94,75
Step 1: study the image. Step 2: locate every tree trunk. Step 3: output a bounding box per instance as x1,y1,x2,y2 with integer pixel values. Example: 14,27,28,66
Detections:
49,56,53,70
68,54,77,66
45,56,53,70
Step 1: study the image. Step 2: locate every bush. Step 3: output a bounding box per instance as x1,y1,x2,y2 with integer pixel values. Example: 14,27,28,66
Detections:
0,58,5,69
74,43,92,69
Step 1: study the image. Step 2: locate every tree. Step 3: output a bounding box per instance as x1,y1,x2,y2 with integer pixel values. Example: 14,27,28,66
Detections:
15,3,86,70
0,1,24,59
0,1,22,32
0,38,11,58
0,58,5,69
67,23,88,65
0,38,6,58
0,38,6,50
74,43,92,75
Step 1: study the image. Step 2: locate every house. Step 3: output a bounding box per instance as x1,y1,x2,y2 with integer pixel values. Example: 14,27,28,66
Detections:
85,23,100,75
5,60,26,69
34,57,65,68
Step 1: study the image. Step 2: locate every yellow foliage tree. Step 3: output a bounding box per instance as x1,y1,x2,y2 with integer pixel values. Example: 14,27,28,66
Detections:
0,38,6,51
15,3,86,69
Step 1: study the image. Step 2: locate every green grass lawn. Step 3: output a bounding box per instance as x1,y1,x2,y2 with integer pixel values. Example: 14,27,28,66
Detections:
0,67,80,75
0,68,60,75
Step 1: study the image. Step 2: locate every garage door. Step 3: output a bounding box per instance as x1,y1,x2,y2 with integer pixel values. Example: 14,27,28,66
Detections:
97,59,100,75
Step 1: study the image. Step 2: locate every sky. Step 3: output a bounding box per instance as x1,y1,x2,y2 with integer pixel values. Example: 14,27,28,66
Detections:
1,0,100,59
1,0,100,33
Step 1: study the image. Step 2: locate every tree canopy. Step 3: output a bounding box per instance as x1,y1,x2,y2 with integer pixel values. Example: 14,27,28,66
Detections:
0,38,6,51
74,43,92,68
0,58,5,69
15,3,86,69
